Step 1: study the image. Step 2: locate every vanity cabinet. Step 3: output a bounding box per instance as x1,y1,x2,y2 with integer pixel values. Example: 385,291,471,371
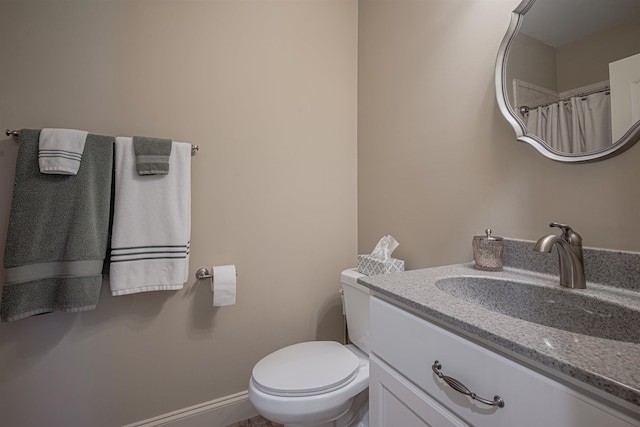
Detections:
369,296,639,427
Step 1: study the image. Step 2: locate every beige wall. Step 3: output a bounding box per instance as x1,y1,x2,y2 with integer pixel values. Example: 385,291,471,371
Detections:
556,14,640,92
507,32,558,103
0,1,357,426
358,0,640,271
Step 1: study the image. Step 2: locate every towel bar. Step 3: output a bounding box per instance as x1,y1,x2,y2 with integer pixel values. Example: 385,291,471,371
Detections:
6,129,200,156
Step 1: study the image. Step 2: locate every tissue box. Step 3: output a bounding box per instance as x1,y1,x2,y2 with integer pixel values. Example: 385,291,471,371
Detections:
357,254,405,275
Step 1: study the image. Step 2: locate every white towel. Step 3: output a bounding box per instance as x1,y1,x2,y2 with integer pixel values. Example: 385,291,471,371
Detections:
38,128,89,175
109,137,191,296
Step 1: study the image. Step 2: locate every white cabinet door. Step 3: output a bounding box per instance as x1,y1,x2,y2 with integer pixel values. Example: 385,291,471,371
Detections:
370,297,640,427
370,356,469,427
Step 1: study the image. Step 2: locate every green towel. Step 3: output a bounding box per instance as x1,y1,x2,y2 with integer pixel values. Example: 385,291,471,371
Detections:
1,129,114,322
133,136,172,175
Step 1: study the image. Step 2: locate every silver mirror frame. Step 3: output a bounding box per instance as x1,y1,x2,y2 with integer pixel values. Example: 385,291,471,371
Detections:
495,0,640,163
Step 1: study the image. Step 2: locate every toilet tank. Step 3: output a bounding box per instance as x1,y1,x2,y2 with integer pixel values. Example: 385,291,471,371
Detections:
341,269,370,355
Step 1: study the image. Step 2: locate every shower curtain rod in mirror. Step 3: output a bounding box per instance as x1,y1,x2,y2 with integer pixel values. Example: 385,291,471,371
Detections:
519,86,611,115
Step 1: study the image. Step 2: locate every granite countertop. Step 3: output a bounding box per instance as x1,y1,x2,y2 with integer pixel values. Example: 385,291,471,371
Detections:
358,244,640,411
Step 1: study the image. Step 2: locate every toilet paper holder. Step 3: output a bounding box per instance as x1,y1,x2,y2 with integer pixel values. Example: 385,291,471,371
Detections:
195,267,238,280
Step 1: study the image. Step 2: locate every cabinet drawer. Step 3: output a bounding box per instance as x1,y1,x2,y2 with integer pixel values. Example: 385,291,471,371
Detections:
370,296,638,427
370,356,469,427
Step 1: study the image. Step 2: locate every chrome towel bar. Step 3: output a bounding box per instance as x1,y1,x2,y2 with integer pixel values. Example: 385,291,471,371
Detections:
6,129,199,156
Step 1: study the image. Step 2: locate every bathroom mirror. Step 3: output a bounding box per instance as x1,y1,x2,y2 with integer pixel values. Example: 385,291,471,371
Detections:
495,0,640,162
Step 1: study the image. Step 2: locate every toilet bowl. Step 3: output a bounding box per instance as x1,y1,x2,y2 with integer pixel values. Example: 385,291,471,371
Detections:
248,269,370,427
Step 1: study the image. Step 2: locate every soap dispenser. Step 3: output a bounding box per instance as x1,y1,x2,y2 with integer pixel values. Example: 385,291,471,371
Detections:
472,228,504,271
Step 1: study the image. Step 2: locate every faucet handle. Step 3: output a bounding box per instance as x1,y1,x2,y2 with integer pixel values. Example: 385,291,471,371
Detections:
549,222,582,245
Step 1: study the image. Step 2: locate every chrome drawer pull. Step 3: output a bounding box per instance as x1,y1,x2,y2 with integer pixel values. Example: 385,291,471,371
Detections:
432,360,505,408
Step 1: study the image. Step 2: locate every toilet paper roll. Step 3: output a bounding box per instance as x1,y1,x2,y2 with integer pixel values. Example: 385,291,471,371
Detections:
212,265,236,307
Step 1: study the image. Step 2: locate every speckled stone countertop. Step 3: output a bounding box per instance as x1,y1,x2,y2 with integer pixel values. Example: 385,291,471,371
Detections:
357,239,640,410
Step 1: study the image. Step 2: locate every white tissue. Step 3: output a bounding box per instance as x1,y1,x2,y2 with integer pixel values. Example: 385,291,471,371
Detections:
370,235,399,261
212,265,236,307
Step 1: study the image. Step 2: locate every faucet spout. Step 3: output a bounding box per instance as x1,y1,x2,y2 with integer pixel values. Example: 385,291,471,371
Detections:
533,234,564,253
534,223,586,289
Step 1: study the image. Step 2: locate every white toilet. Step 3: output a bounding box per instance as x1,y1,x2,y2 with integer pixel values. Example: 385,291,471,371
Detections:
248,269,370,427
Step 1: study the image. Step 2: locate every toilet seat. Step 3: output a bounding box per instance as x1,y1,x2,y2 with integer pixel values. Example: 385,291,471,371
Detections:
251,341,360,397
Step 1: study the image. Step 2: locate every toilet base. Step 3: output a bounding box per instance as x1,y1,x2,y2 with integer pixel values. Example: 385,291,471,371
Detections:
282,389,369,427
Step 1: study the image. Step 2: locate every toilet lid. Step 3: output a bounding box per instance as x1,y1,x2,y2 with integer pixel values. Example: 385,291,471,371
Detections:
252,341,360,397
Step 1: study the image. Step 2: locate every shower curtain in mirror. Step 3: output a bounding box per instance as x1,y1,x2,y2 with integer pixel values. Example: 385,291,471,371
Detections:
525,91,611,153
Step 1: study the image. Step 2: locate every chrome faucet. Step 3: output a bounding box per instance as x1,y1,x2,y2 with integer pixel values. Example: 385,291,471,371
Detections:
534,223,586,289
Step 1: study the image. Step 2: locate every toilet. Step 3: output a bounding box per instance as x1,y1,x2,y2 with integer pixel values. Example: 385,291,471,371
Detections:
248,269,370,427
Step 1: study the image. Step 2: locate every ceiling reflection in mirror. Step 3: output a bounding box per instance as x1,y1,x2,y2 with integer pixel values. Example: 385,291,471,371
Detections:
496,0,640,162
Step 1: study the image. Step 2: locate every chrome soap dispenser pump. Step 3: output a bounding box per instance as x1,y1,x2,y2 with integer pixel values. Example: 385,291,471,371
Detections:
472,228,505,271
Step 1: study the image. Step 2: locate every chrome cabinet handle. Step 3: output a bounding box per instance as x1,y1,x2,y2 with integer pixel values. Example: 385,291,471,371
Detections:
432,360,505,408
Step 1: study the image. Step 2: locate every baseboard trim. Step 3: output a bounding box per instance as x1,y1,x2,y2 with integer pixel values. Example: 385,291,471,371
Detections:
123,391,259,427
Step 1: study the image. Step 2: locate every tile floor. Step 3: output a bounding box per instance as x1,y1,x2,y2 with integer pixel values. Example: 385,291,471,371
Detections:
225,415,283,427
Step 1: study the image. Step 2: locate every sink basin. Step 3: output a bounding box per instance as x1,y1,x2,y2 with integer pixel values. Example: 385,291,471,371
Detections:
435,276,640,343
